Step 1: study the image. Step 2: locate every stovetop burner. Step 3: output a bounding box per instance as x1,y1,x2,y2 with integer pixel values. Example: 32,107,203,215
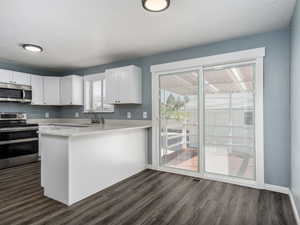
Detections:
0,113,38,128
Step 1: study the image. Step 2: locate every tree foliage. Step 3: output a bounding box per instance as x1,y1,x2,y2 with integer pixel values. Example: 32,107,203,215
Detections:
161,94,191,121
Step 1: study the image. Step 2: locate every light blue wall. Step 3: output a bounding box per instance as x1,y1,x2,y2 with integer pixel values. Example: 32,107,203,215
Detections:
0,29,291,187
63,29,291,187
291,0,300,215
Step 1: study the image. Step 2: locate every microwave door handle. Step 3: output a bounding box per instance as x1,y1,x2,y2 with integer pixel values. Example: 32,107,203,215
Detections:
22,90,25,100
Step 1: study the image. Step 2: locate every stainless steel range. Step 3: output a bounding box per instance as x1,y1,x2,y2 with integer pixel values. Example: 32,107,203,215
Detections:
0,113,39,169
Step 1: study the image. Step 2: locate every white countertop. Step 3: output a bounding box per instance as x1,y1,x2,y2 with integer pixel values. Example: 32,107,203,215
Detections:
37,120,152,137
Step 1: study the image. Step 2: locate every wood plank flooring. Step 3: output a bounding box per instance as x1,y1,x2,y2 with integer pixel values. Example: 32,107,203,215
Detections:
0,162,296,225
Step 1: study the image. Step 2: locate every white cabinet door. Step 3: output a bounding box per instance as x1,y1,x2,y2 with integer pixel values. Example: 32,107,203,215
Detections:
105,65,142,104
60,75,83,105
12,72,31,85
117,70,126,103
72,76,83,105
0,69,13,83
118,69,140,104
60,76,73,105
105,70,120,104
31,75,44,105
44,77,60,105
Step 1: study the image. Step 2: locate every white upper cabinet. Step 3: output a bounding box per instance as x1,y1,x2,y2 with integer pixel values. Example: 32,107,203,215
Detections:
43,76,61,105
105,65,142,104
60,75,83,105
0,69,30,85
31,75,44,105
0,69,13,83
105,70,120,104
12,71,31,86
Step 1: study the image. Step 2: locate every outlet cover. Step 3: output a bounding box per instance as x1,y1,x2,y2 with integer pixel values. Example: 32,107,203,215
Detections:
143,112,148,119
127,112,131,119
45,112,49,118
75,112,80,118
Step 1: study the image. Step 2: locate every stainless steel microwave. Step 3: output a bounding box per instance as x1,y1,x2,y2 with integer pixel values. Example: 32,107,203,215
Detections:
0,83,32,103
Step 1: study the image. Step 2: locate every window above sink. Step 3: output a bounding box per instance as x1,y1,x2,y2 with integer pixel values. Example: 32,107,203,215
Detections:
83,73,114,113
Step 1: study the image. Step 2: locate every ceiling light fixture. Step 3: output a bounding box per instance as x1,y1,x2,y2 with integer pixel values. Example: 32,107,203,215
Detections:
142,0,170,12
22,44,43,53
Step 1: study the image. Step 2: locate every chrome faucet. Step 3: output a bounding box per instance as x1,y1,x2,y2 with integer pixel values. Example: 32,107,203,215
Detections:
100,116,105,125
91,114,105,124
91,114,100,124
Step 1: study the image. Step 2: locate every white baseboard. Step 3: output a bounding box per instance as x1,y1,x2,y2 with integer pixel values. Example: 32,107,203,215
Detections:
263,184,290,194
147,164,154,169
289,190,300,225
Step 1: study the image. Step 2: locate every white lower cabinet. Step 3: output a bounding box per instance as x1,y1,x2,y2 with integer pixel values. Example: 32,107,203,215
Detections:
60,75,83,105
43,77,61,105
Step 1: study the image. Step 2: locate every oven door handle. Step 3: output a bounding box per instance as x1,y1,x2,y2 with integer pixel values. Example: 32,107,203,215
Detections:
0,127,38,132
0,138,38,146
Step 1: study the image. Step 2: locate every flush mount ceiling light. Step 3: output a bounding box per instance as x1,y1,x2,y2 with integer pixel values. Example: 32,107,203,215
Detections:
142,0,170,12
22,44,43,53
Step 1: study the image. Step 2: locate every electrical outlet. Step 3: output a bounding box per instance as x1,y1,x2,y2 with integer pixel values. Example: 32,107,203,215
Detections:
127,112,131,119
143,112,148,119
75,112,80,118
45,112,49,118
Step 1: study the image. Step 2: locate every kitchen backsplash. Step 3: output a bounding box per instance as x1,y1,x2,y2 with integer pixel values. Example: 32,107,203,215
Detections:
57,105,149,120
0,102,60,119
0,103,150,120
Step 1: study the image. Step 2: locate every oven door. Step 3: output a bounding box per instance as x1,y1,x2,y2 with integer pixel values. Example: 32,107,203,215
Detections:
0,128,39,169
0,140,38,169
0,128,38,140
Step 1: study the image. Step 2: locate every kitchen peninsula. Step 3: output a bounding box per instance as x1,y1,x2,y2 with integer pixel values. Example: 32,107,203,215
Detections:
39,120,151,206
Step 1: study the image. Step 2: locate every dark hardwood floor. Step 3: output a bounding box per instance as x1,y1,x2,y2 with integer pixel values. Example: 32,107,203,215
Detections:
0,162,296,225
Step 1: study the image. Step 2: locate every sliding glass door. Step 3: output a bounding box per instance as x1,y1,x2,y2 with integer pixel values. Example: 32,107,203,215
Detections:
159,70,200,172
155,57,262,185
203,63,256,180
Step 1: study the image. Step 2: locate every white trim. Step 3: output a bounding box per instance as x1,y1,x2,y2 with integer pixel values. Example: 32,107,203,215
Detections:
83,73,105,81
289,190,300,225
199,68,204,177
264,184,290,194
255,57,265,188
151,48,265,73
151,72,160,170
147,164,154,169
204,60,256,71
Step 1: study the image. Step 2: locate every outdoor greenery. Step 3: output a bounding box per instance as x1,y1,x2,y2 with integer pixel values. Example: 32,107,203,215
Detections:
161,93,191,121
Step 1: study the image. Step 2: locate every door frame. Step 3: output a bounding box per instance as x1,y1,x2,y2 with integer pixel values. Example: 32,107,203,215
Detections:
151,48,265,189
